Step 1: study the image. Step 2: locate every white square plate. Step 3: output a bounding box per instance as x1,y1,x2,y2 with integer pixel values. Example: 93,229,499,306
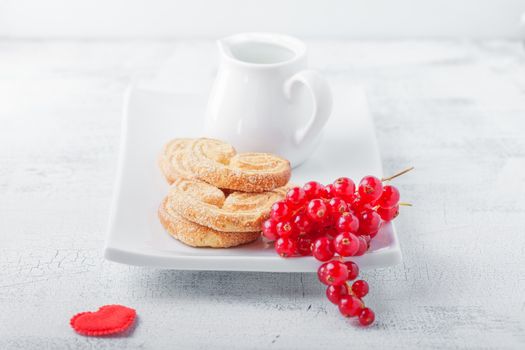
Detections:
104,86,402,272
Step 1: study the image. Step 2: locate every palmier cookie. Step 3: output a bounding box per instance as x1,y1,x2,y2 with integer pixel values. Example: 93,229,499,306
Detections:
158,138,196,184
159,198,260,248
159,138,236,184
188,138,291,192
160,137,291,192
167,178,287,232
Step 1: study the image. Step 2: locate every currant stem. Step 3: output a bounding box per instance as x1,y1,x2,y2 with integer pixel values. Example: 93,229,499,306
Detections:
346,281,354,295
398,202,413,207
381,166,414,182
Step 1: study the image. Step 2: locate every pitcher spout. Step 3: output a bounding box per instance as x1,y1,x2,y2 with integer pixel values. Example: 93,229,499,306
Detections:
217,36,234,60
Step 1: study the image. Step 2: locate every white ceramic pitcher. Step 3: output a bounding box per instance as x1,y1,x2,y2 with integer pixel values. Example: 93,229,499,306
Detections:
204,33,332,167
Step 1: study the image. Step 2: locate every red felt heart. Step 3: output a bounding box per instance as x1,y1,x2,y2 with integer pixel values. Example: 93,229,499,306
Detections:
70,304,136,336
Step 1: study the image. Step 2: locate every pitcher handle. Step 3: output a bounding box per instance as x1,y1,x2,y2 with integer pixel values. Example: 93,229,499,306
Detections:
284,70,332,146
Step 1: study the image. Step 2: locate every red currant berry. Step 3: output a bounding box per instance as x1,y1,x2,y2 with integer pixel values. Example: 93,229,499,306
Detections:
377,185,400,208
351,280,369,298
276,220,298,238
358,176,383,203
262,218,278,241
292,213,313,234
327,197,348,217
303,181,324,199
336,212,359,233
333,177,356,200
317,185,328,199
333,232,360,256
377,205,399,221
308,224,325,240
324,227,338,239
306,199,328,222
358,308,375,326
338,295,363,317
323,184,335,198
369,229,380,238
296,236,313,256
326,284,349,304
357,210,381,236
312,237,335,261
270,200,291,221
317,260,348,285
286,187,307,208
274,237,297,257
350,196,372,214
344,261,359,280
354,236,368,256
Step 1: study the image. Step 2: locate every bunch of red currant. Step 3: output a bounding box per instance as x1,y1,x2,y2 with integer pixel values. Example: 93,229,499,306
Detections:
262,168,412,326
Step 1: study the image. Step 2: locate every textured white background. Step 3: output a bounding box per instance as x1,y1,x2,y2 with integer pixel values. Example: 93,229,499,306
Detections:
0,0,524,38
1,39,525,349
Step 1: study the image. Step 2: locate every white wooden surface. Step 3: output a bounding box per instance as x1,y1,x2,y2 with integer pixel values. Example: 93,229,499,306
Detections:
1,39,525,349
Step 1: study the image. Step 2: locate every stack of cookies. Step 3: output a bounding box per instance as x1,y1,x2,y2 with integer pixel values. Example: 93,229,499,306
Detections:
158,138,291,248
